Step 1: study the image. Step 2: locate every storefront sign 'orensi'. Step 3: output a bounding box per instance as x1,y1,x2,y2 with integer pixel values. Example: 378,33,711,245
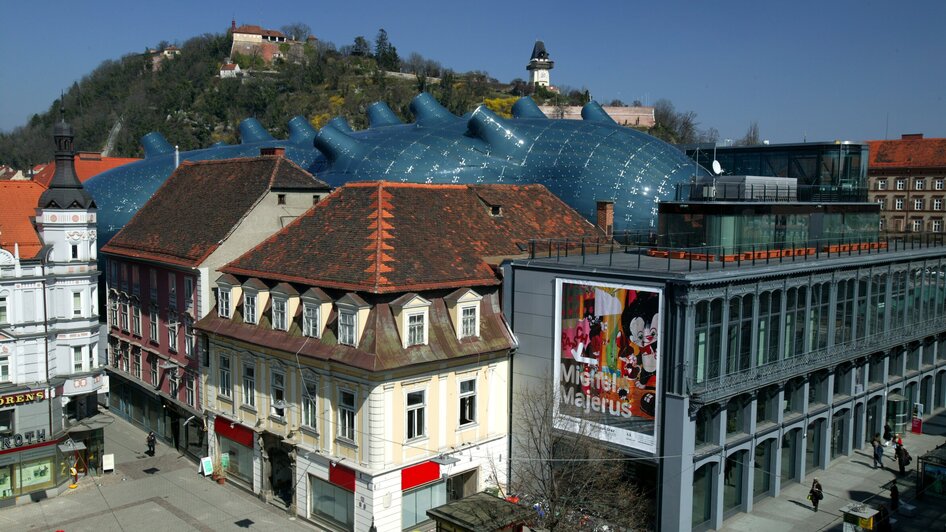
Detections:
0,389,47,406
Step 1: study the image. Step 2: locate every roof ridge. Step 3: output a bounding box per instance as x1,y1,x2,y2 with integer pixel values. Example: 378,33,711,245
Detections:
346,181,468,190
364,182,396,291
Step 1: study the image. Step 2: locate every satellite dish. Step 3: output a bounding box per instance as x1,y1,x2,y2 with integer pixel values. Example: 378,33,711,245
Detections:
711,160,723,175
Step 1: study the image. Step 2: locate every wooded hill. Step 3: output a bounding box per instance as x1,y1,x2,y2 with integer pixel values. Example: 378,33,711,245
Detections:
0,31,569,169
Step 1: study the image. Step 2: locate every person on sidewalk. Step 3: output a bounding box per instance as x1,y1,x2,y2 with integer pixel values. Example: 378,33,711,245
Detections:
895,444,911,476
890,480,900,511
809,478,823,512
146,431,156,456
883,424,893,445
873,437,885,468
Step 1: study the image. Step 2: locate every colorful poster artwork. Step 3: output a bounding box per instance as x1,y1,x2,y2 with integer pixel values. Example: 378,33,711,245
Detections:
554,279,661,453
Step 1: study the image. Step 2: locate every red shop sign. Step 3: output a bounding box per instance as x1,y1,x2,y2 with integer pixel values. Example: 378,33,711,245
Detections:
401,460,440,491
330,462,356,492
214,416,254,448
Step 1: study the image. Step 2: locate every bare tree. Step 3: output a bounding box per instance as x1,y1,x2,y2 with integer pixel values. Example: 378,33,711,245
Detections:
737,121,761,146
508,385,653,531
279,22,311,41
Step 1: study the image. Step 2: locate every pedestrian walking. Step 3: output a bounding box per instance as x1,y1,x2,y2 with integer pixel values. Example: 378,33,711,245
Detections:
895,444,911,476
890,480,900,511
873,438,885,468
146,431,156,455
809,478,823,512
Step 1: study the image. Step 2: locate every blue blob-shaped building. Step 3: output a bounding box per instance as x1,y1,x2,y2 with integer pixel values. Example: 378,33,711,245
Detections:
86,94,704,244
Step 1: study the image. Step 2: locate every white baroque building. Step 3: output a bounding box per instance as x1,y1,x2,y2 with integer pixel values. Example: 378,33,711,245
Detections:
0,113,105,506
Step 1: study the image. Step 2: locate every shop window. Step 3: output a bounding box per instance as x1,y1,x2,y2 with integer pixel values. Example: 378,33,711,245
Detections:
220,438,253,483
310,476,354,529
0,409,12,436
402,480,446,530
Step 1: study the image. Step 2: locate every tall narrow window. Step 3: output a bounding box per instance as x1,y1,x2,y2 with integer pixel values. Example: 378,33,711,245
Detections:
149,354,158,386
169,371,179,398
303,304,320,337
459,379,476,426
185,374,195,406
0,296,6,324
73,346,83,372
73,292,83,317
338,311,355,346
218,289,231,318
272,299,287,331
168,273,177,308
338,390,355,441
243,363,256,407
119,300,129,331
184,278,194,310
219,355,232,398
461,305,478,338
168,312,178,351
71,244,79,261
184,322,194,358
132,266,140,295
149,305,159,344
271,371,285,417
132,304,142,336
244,294,257,325
149,270,158,302
406,390,426,440
0,356,9,382
302,378,317,429
133,350,141,379
407,313,425,346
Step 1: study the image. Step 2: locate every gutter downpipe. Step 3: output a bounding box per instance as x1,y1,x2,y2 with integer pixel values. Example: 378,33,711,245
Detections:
42,252,53,440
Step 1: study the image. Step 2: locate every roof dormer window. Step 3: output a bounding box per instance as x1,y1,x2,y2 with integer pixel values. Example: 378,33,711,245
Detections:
272,298,288,331
391,293,432,349
445,288,483,341
338,310,356,346
218,288,231,318
335,293,370,348
407,313,426,346
244,293,258,325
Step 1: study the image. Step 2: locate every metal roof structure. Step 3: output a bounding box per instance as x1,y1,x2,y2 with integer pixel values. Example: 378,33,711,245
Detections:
85,93,705,243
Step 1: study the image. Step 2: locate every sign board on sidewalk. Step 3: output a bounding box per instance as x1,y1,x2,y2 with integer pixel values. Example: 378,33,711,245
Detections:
912,417,923,434
199,456,213,476
102,454,115,473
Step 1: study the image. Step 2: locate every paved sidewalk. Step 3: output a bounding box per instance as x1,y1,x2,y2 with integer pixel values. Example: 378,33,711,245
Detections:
722,412,946,531
0,409,314,532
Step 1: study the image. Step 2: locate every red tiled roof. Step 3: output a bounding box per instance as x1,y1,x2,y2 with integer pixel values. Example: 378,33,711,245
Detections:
868,138,946,169
101,156,329,267
32,153,140,187
222,182,607,293
233,24,286,38
221,63,238,71
0,181,45,259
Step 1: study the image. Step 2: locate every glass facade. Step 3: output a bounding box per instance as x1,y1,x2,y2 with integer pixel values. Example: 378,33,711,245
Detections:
684,142,869,192
402,480,446,529
310,476,354,529
219,438,253,484
0,441,73,501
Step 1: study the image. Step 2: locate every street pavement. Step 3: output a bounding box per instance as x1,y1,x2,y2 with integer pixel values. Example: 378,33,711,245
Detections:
0,409,315,532
722,411,946,531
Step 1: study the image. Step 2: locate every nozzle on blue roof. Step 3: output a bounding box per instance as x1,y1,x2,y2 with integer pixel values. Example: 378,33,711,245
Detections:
512,97,548,119
239,118,275,144
288,116,318,144
581,101,616,125
410,93,456,125
141,132,174,158
326,116,354,134
467,106,526,159
314,124,365,163
367,102,402,128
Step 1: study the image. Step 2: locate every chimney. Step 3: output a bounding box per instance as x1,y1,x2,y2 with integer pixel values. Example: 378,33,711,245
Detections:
901,133,924,140
596,200,613,237
260,147,286,157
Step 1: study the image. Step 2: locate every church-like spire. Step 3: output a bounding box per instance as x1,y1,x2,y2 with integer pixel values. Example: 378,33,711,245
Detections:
38,100,95,210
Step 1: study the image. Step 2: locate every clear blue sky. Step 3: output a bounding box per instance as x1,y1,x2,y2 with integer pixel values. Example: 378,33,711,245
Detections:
2,0,944,143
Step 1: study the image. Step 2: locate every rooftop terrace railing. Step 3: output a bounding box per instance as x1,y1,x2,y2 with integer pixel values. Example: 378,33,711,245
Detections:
673,183,869,203
525,231,946,273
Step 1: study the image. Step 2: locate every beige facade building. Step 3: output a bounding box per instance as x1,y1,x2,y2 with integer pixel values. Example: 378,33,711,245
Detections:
868,134,946,233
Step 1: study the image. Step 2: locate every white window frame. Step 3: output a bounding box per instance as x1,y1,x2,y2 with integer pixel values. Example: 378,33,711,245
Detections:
877,198,886,210
0,356,9,382
460,304,479,339
149,305,159,344
877,179,887,190
218,289,231,318
149,354,158,386
895,198,904,210
271,370,286,418
914,198,924,210
302,377,317,430
338,310,356,346
184,321,194,358
169,370,179,398
242,362,256,408
73,346,84,373
916,178,925,190
896,179,906,191
936,179,945,191
913,219,923,232
459,378,476,427
303,303,320,338
406,389,426,440
935,199,943,211
184,277,194,310
933,220,943,233
338,389,356,442
185,373,195,406
407,312,426,346
0,296,6,324
133,350,142,379
168,312,179,352
244,293,258,325
73,291,83,317
272,298,288,331
219,355,232,398
132,304,141,336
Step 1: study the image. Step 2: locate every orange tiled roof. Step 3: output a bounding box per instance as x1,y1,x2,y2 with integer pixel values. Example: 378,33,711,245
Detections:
0,181,45,259
223,182,607,294
32,153,139,187
233,24,286,38
868,138,946,169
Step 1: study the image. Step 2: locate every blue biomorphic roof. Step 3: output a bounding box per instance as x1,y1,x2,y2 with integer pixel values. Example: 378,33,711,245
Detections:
86,93,705,244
